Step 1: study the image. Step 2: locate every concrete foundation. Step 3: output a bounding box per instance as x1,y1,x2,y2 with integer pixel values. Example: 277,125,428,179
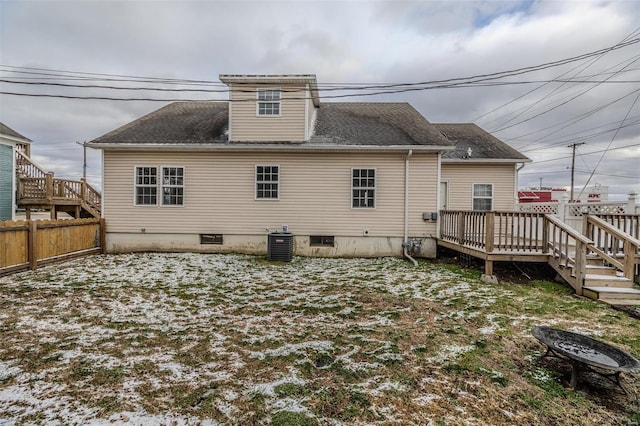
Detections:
106,233,437,258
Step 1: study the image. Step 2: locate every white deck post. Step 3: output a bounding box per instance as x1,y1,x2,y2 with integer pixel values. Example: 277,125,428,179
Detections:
627,191,638,214
559,194,569,223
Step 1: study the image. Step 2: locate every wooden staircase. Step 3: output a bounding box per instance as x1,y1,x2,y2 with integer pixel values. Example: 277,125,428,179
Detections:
15,149,101,219
582,258,640,305
547,215,640,305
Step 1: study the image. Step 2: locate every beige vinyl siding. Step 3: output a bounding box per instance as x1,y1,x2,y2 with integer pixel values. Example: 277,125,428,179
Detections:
441,163,516,211
229,83,307,142
103,151,438,237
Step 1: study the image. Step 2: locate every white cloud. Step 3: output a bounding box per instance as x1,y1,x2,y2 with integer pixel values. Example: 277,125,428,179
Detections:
1,0,638,197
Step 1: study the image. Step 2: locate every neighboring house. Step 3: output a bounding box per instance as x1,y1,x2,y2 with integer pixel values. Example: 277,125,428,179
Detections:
0,123,32,221
88,74,529,258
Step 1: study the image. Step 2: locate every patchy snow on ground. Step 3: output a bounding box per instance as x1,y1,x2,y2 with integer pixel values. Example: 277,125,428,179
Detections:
0,253,637,425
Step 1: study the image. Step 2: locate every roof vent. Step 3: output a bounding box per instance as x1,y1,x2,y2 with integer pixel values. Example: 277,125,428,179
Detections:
467,147,473,157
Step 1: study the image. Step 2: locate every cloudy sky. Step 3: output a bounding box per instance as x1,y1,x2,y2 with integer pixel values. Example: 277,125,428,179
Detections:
1,0,639,200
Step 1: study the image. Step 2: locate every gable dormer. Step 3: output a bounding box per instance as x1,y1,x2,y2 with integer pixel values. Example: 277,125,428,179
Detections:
219,74,319,142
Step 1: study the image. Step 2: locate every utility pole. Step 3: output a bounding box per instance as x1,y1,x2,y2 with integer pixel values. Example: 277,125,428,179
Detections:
568,142,585,202
76,141,87,180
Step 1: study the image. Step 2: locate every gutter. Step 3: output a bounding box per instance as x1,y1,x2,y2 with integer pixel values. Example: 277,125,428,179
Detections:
86,143,455,154
441,158,532,164
403,149,418,266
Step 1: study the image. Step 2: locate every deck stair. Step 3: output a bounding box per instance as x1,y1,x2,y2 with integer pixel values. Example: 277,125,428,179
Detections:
438,210,640,306
15,149,101,219
545,215,640,305
581,258,640,305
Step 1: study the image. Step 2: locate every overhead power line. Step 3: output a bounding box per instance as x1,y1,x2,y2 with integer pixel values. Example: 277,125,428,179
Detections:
530,143,640,164
1,37,639,101
575,90,640,199
477,25,640,126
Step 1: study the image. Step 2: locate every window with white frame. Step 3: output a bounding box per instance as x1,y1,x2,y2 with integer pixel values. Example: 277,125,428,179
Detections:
257,88,281,116
256,165,279,199
135,166,158,205
134,166,184,206
352,169,376,208
162,167,184,206
473,183,493,211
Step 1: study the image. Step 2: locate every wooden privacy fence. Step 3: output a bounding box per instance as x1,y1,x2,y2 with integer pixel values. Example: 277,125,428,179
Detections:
0,218,105,275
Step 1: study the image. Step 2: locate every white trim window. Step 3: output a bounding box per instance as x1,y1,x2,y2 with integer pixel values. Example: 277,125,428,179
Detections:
256,165,279,199
473,183,493,211
134,166,185,206
352,168,375,208
257,88,281,116
162,167,184,206
135,166,158,205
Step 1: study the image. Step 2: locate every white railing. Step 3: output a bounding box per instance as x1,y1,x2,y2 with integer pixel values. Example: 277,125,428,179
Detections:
518,192,638,232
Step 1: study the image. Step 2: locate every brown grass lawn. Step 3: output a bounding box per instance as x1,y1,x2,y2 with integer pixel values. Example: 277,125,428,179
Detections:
0,253,638,425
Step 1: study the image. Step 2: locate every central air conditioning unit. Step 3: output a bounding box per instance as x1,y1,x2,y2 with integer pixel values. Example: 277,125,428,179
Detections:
267,232,294,262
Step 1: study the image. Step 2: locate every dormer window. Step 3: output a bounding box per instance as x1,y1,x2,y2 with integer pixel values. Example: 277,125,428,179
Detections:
257,88,281,116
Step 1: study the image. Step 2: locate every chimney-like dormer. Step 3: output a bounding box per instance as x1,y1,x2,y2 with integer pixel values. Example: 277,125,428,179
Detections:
219,74,319,142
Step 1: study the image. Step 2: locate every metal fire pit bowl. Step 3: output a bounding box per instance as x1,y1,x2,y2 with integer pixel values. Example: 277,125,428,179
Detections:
532,326,640,393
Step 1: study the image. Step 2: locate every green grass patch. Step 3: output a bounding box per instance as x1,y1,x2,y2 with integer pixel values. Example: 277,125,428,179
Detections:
271,411,317,426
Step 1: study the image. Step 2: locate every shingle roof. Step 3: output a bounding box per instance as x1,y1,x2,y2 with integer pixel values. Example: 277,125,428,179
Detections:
0,122,32,142
89,101,453,148
90,102,229,145
311,103,451,146
434,123,530,161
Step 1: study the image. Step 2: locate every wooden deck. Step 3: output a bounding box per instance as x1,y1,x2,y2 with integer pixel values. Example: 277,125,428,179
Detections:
16,150,100,219
438,211,640,305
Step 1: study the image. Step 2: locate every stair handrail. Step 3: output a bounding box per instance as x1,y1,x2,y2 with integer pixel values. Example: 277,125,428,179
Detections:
545,214,593,293
81,179,101,217
55,178,101,218
586,215,640,280
15,149,48,179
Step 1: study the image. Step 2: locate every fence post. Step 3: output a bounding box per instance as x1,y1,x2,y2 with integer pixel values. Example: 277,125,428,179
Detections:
100,218,107,254
542,215,549,253
559,194,569,223
628,191,638,214
28,220,37,270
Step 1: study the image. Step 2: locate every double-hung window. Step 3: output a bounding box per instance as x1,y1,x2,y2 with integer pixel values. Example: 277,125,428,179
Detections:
473,183,493,211
256,165,279,199
257,88,281,116
162,167,184,206
134,166,184,206
135,167,158,205
352,168,376,208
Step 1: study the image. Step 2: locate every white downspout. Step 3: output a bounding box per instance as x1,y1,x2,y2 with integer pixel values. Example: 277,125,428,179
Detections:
516,162,526,210
404,149,418,266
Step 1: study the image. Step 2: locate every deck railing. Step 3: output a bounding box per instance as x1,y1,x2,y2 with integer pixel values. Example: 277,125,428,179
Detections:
18,172,101,218
596,214,640,240
545,214,592,291
439,210,547,254
439,210,640,292
586,215,640,280
16,150,46,179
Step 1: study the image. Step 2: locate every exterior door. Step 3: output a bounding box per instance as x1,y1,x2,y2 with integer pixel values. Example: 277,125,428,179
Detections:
439,181,448,211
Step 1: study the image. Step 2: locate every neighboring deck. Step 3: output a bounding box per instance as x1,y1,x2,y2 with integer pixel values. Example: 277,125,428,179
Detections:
438,211,640,305
16,149,100,219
